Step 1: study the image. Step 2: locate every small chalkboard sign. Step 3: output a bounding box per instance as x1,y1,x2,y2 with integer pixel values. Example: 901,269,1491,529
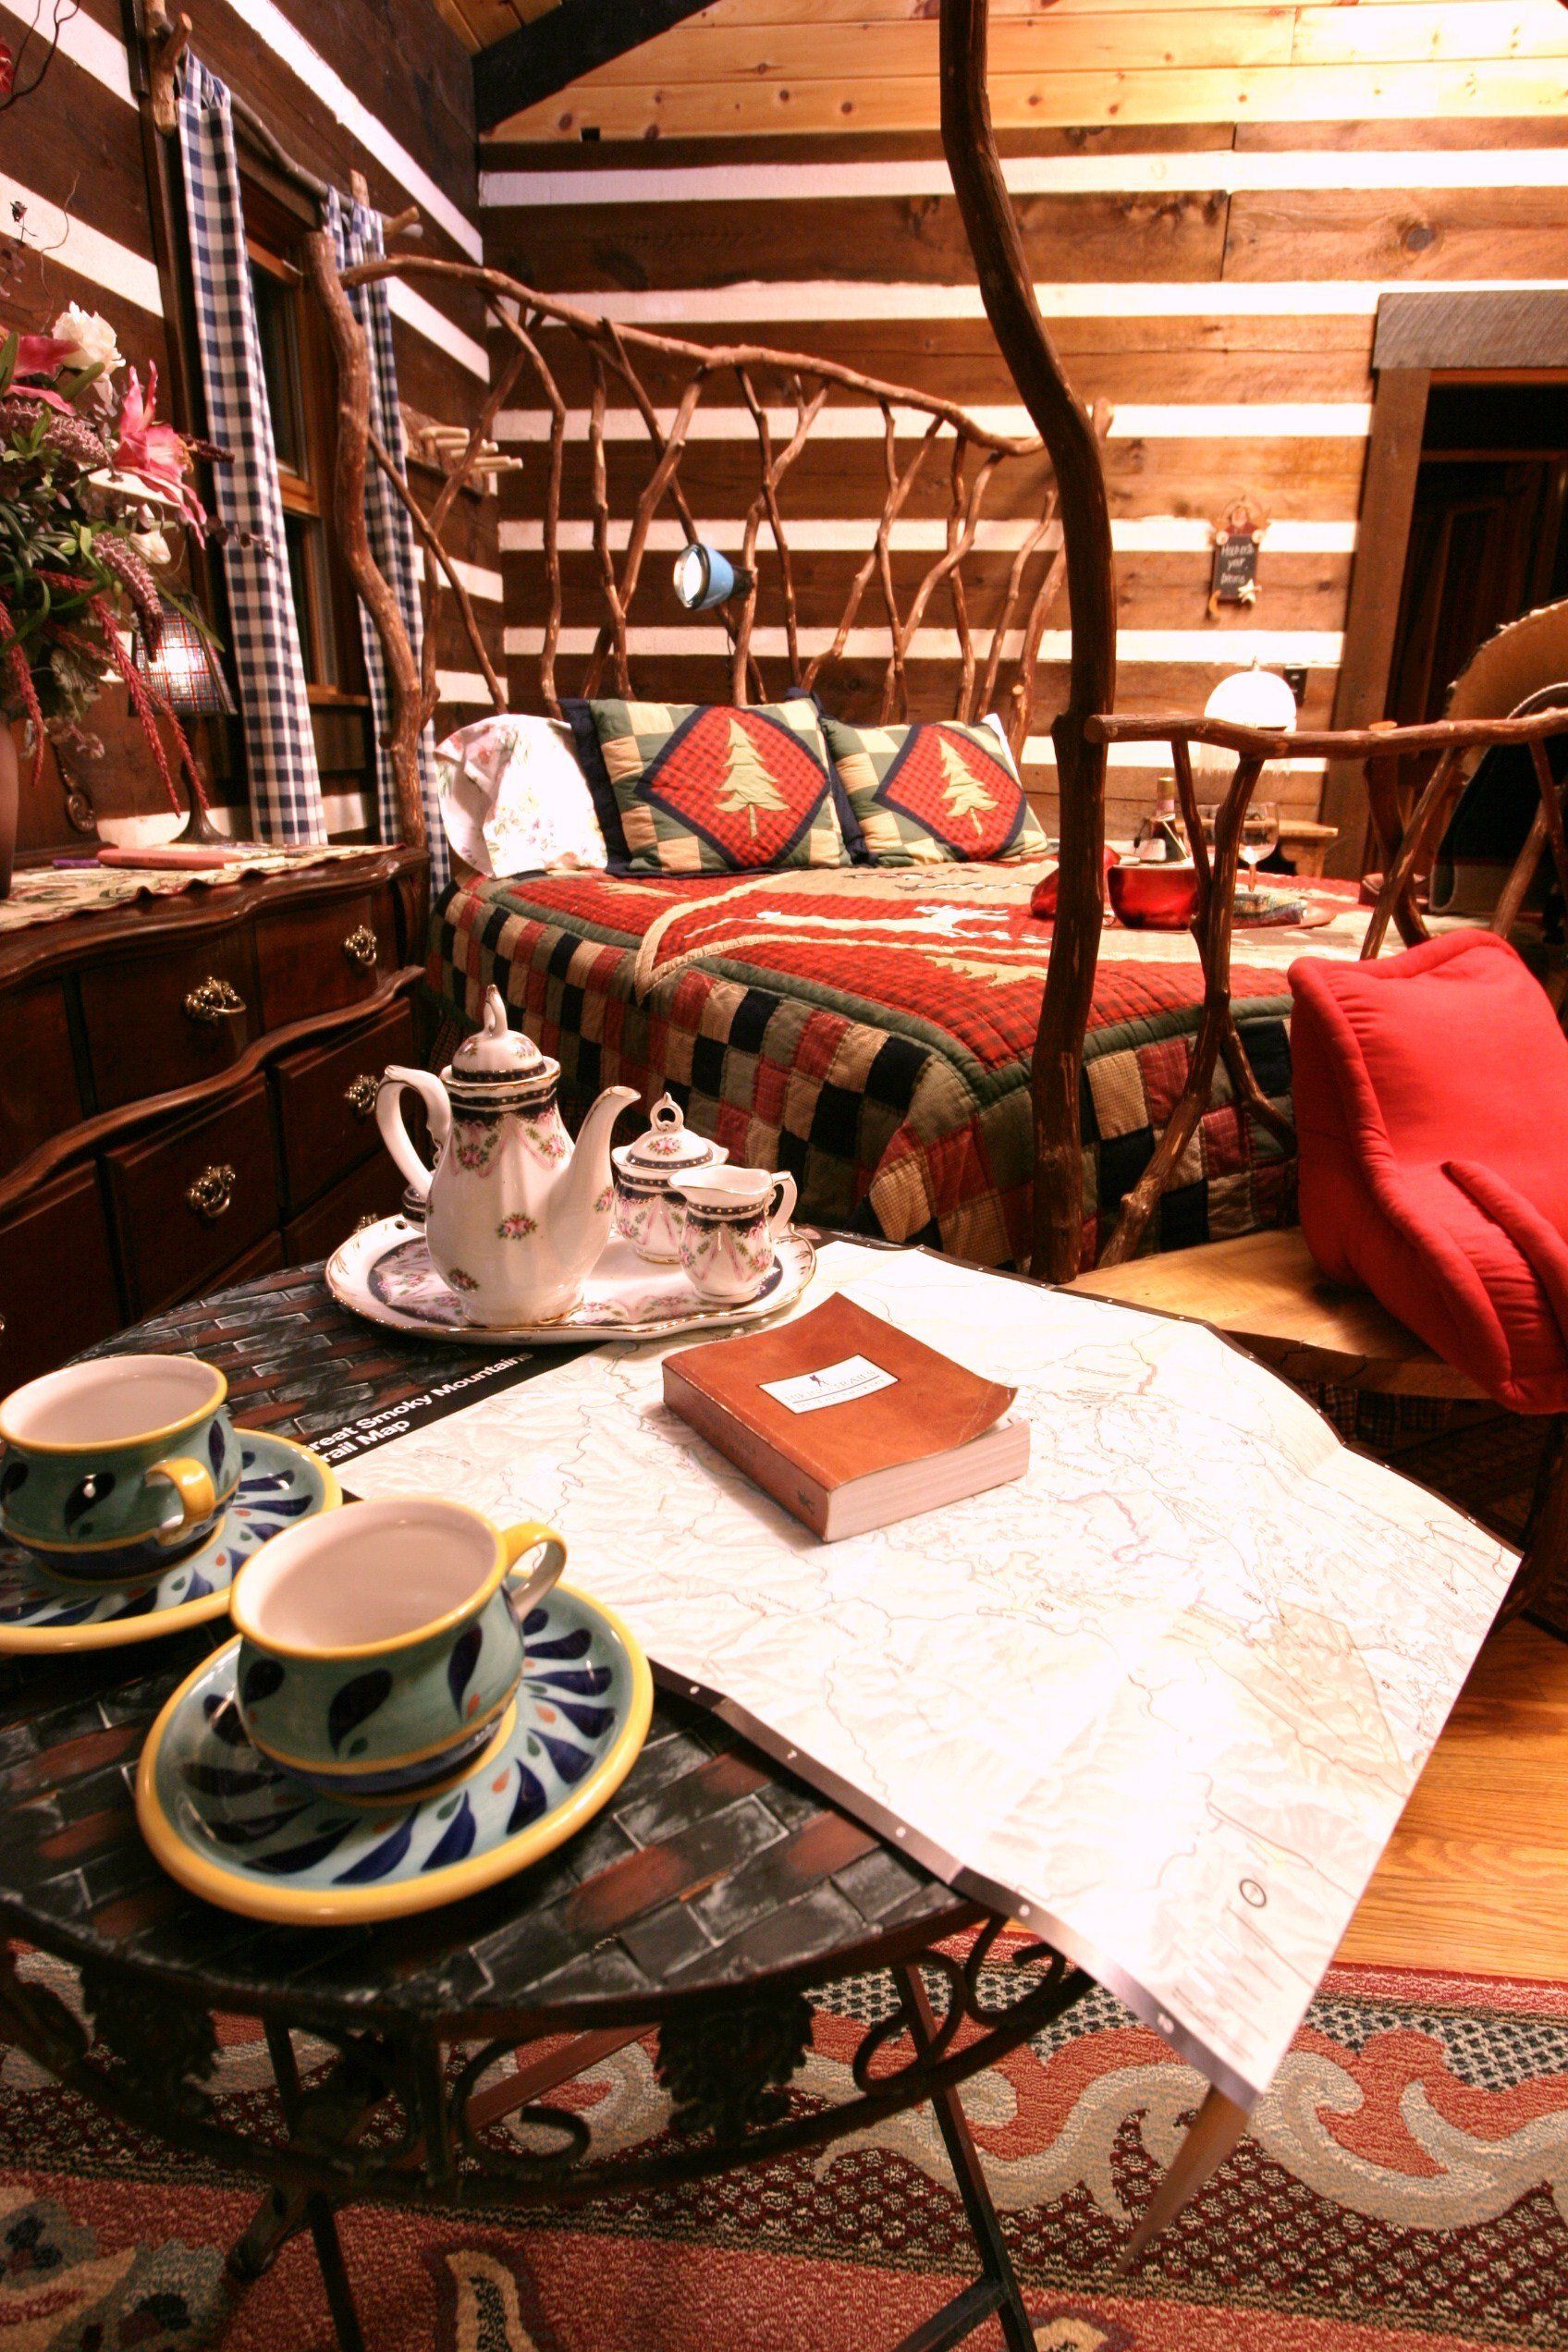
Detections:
1208,502,1264,613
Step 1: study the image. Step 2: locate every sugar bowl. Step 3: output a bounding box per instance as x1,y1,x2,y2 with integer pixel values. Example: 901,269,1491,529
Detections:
610,1094,729,1263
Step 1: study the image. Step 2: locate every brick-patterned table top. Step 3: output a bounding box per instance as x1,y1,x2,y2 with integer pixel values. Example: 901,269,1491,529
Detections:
0,1266,967,2036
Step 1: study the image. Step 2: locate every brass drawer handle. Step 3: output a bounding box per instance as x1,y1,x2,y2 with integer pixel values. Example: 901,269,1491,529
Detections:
186,1163,236,1222
183,975,246,1026
344,1074,379,1120
342,925,378,969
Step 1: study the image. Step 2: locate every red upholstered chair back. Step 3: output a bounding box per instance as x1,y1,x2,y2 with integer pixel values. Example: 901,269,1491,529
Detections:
1289,931,1568,1412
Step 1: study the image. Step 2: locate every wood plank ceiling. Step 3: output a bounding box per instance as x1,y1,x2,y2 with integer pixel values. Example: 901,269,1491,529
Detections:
428,0,720,128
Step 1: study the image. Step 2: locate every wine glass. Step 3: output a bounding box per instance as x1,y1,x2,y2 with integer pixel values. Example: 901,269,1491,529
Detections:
1240,802,1280,878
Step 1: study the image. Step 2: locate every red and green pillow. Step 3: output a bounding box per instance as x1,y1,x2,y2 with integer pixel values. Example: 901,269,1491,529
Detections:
822,714,1049,865
587,698,850,876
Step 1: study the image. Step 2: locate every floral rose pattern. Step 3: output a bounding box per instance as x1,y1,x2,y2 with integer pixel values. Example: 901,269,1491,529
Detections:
519,1112,570,1164
496,1215,537,1241
452,1121,500,1175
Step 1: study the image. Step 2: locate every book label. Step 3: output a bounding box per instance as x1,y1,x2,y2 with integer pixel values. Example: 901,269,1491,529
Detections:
760,1354,899,1415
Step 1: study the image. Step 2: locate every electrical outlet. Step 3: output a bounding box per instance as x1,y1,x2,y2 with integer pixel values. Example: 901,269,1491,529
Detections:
1281,667,1307,705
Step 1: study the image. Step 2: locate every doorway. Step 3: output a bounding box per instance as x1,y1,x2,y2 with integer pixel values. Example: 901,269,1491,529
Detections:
1386,378,1568,731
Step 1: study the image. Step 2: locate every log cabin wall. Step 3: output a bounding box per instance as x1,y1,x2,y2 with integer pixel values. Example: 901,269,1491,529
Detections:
0,0,502,851
475,0,1568,851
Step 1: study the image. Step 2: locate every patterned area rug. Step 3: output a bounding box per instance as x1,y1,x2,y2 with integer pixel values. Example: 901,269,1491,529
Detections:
1,1952,1564,2352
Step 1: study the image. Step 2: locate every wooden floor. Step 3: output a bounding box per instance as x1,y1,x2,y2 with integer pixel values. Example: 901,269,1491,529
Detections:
1339,1618,1568,1979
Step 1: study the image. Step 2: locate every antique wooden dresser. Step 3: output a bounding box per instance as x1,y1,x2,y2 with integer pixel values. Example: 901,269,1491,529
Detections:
0,848,428,1389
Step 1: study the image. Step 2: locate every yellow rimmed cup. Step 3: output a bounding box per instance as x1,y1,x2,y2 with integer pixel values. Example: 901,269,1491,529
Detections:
0,1354,242,1582
229,1497,566,1800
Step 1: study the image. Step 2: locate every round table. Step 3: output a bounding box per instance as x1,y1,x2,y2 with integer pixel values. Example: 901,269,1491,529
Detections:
0,1262,1088,2352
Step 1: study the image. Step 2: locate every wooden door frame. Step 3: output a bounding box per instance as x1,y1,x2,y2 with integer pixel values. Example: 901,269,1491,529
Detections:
1321,289,1568,877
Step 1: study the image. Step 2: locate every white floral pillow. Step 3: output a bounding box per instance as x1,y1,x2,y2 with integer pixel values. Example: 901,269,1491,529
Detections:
436,715,608,878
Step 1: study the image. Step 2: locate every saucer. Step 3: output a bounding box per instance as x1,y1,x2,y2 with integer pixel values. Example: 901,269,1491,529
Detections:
135,1585,653,1925
0,1434,340,1654
327,1217,816,1346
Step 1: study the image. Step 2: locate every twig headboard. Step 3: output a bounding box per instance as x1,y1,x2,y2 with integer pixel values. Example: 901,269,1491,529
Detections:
303,244,1077,834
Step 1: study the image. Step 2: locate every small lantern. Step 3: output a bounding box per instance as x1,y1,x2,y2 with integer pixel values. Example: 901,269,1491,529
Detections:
131,607,237,719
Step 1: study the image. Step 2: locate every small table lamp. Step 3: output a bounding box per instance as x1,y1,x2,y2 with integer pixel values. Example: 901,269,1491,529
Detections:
130,607,238,847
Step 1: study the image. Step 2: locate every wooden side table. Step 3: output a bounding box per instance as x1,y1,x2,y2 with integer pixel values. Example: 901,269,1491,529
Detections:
0,1262,1089,2352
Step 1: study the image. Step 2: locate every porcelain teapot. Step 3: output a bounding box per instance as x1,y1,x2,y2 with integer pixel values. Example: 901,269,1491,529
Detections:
377,988,636,1326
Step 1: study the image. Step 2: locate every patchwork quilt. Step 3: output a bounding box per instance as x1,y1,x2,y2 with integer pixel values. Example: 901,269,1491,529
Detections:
431,864,1373,1270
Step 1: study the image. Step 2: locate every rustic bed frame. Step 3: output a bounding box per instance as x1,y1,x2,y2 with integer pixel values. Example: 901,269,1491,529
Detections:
306,0,1568,1287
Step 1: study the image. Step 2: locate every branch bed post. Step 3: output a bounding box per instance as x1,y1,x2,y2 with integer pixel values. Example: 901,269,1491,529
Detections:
303,230,426,853
940,0,1118,1283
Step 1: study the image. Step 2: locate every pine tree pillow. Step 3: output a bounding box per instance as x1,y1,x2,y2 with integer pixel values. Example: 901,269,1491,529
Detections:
588,698,850,875
822,713,1049,865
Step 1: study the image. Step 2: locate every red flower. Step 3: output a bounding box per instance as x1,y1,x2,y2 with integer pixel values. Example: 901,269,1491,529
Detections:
0,43,13,101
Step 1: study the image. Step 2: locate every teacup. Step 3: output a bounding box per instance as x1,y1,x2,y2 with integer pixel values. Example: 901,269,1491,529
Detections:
0,1354,242,1582
229,1498,567,1799
671,1167,798,1305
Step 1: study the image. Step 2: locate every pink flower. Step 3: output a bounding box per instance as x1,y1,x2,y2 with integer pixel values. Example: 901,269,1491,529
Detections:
5,381,76,416
114,365,204,529
13,334,74,381
0,43,13,100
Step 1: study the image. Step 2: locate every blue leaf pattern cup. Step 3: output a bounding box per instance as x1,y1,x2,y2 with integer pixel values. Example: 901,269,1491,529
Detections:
0,1354,241,1582
229,1497,567,1799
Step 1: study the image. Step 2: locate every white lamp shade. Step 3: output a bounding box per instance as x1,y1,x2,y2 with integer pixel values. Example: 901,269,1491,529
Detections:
1192,663,1297,791
1203,662,1298,735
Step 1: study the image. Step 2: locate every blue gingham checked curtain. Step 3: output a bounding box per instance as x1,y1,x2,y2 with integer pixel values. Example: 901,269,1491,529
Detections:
326,192,446,888
177,59,326,846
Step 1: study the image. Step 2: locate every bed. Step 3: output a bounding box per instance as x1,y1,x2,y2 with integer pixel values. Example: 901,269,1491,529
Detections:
430,862,1369,1272
312,222,1378,1280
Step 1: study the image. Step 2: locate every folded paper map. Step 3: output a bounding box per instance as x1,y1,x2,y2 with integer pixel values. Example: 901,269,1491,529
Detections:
342,1241,1515,2108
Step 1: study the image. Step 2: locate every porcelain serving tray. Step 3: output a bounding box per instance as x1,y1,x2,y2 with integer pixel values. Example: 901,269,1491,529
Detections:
326,1217,817,1345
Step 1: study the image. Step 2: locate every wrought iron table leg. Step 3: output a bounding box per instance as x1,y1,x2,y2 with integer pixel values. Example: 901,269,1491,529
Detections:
889,1960,1035,2352
257,2017,367,2352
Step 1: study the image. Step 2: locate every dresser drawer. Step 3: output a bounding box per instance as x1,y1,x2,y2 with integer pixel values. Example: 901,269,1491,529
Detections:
273,998,415,1213
104,1081,279,1319
255,888,397,1032
0,980,82,1175
284,1152,406,1266
0,1166,121,1388
79,933,257,1112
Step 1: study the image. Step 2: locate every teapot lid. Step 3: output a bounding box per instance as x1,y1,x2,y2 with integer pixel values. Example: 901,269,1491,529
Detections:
448,986,549,1084
619,1093,718,1171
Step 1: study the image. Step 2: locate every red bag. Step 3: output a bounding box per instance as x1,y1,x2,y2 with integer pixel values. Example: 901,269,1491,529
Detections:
1031,847,1119,921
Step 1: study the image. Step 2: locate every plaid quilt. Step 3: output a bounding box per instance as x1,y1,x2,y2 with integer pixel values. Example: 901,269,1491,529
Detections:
431,864,1369,1271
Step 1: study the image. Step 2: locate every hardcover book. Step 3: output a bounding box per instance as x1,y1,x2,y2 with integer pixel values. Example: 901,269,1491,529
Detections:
661,1292,1026,1539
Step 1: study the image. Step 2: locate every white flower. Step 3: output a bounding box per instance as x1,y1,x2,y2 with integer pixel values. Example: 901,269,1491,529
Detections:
131,525,171,567
51,305,122,377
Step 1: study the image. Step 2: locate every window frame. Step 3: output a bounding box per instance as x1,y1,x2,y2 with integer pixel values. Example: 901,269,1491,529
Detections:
240,178,370,717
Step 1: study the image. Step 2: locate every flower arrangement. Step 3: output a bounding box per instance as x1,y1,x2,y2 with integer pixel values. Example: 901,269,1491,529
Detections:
0,305,222,815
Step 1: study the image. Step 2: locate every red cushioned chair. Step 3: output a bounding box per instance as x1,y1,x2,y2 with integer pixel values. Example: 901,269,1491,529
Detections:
1071,927,1568,1632
1289,929,1568,1415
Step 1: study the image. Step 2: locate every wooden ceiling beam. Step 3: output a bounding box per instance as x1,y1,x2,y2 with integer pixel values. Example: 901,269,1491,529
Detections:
472,0,721,129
